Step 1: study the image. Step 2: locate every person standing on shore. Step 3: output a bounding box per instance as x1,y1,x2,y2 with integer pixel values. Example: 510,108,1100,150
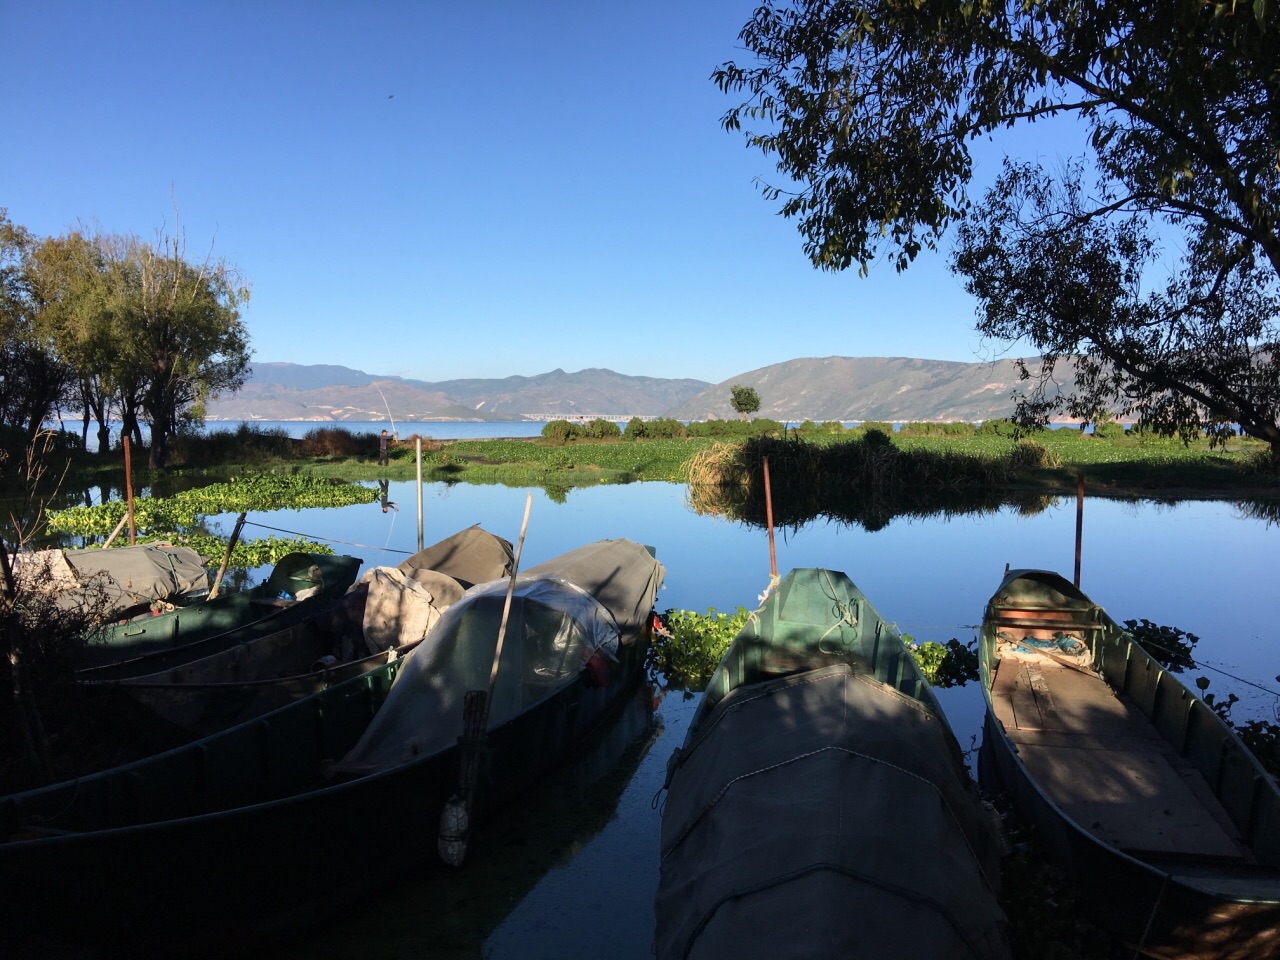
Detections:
378,428,391,466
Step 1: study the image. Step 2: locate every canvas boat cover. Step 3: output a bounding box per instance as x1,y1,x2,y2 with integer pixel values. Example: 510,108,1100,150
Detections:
335,538,663,774
14,544,209,619
393,523,515,588
655,663,1009,960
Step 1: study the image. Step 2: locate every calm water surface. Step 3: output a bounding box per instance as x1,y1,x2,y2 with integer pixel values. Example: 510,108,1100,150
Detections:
211,480,1280,960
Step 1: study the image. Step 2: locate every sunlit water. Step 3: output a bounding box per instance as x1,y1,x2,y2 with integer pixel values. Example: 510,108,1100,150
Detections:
196,479,1280,959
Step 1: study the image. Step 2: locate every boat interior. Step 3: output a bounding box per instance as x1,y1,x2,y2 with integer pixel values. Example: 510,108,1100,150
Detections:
987,586,1280,893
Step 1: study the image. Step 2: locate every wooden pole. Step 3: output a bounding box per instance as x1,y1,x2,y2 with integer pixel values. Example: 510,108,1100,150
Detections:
101,512,130,549
208,512,247,600
416,437,424,552
439,493,533,867
1074,472,1085,588
123,435,136,546
763,456,778,579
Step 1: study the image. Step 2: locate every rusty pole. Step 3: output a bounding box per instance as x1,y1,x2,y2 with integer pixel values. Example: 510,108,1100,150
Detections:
763,456,778,580
1074,471,1084,587
123,435,136,546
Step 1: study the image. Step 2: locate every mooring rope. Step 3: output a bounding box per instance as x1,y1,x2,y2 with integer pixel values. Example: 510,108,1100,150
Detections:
240,519,415,556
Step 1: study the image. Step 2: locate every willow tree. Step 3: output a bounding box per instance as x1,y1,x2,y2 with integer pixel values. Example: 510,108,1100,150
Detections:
120,231,251,469
715,1,1280,456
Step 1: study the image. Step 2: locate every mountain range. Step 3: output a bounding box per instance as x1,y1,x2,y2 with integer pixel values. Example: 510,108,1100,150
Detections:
204,357,1062,423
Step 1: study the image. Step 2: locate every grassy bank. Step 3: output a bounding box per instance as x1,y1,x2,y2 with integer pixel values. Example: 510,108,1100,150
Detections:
17,421,1278,500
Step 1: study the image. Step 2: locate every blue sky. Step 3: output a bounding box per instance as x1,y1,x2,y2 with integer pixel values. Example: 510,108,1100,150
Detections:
5,1,1079,385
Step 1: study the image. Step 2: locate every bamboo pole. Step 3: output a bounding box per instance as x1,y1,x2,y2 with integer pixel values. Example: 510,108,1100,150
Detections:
416,437,424,552
439,493,533,867
208,512,248,600
101,512,130,549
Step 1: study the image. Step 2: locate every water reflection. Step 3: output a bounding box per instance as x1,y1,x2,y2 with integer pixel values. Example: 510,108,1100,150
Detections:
250,682,664,960
688,479,1059,533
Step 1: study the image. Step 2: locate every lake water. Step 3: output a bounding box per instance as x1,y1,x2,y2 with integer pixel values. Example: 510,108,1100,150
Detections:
200,479,1280,959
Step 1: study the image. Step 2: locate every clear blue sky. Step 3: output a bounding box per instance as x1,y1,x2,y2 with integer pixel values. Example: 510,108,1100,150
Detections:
4,1,1076,385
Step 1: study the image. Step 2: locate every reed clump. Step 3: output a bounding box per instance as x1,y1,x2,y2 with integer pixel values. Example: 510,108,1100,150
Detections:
685,433,1055,531
298,427,378,459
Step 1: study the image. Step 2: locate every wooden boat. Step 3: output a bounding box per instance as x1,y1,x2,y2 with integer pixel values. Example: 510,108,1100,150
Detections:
103,525,515,735
655,568,1009,960
75,550,364,680
979,569,1280,959
0,538,664,955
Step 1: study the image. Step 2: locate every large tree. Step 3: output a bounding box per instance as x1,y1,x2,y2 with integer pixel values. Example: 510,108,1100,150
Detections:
0,211,69,440
25,231,121,455
714,0,1280,454
119,230,251,469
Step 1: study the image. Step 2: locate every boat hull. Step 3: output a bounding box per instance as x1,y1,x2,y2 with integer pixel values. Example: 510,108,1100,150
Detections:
0,638,650,954
979,569,1280,960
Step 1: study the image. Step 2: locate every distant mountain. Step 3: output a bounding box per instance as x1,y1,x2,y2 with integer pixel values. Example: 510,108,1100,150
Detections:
205,363,712,422
664,356,1068,422
204,356,1068,424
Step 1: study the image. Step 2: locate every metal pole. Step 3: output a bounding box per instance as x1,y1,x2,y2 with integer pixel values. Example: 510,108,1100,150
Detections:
416,437,424,552
1074,472,1084,587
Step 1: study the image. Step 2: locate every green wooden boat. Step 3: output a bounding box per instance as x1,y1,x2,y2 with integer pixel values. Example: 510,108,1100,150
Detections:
75,551,363,680
979,569,1280,959
656,568,1009,960
104,526,515,735
0,538,664,956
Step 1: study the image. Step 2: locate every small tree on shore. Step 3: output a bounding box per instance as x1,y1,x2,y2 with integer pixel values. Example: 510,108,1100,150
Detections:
730,385,761,420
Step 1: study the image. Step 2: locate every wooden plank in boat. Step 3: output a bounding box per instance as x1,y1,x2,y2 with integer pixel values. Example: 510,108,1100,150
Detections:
995,658,1247,861
1008,731,1247,860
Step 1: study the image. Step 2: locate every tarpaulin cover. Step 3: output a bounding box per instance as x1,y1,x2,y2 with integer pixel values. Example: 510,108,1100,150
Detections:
361,567,465,655
656,664,1009,960
16,544,210,619
336,538,663,774
393,523,514,588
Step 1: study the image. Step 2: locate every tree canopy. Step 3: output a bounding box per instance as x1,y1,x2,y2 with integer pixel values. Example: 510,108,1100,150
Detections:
730,384,762,419
715,0,1280,455
2,214,251,467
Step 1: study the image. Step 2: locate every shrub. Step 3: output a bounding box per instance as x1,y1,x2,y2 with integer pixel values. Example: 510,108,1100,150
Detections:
977,418,1020,436
169,423,295,466
1092,420,1126,440
747,418,785,437
857,420,896,435
298,427,376,459
584,418,622,440
1006,438,1060,473
898,421,976,437
623,417,647,440
540,420,584,444
645,417,687,439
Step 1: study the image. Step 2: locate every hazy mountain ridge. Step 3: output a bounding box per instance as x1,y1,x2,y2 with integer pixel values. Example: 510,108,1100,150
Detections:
206,363,713,421
666,356,1061,422
205,357,1063,423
